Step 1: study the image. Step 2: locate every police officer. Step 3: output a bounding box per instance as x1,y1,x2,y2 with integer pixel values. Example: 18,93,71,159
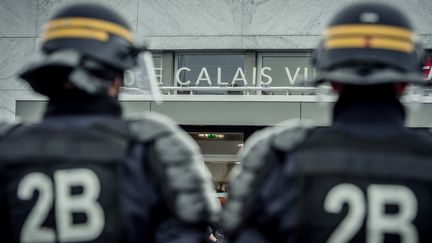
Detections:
223,2,432,243
0,3,219,242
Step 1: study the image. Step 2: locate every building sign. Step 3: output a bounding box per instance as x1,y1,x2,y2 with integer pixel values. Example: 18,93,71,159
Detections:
173,66,432,87
174,67,316,86
123,64,432,91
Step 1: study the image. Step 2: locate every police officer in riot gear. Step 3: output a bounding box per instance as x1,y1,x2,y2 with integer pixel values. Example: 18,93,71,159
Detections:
0,3,219,242
223,2,432,243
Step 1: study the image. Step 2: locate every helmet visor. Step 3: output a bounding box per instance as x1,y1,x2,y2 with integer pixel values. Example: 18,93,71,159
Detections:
122,51,162,104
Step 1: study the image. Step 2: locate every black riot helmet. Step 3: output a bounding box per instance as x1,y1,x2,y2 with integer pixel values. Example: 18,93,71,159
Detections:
312,2,426,86
19,3,158,98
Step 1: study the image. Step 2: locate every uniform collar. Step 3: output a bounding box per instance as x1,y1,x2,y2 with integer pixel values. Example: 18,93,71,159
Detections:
332,99,405,135
44,93,122,118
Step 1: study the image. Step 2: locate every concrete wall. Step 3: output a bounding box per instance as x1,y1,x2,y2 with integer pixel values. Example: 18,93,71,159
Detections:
15,99,432,128
16,100,322,125
1,0,432,122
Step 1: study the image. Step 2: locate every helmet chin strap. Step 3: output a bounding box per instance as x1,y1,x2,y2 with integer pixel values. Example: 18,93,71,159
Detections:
38,49,116,96
68,66,113,96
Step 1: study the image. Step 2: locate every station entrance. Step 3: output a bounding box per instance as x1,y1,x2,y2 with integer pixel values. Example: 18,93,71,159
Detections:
183,125,264,195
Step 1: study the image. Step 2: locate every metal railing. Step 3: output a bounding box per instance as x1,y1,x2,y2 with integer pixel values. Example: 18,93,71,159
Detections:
158,86,432,96
159,86,317,95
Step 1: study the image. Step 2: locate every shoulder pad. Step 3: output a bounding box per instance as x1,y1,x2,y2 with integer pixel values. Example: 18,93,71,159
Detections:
128,112,221,224
272,119,312,152
0,122,21,138
222,119,311,233
128,112,179,142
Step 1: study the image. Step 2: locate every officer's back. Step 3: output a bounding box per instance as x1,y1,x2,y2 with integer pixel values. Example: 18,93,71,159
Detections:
222,3,432,243
0,3,218,242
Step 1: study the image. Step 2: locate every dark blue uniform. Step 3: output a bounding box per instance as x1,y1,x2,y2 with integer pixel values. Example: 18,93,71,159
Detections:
225,100,432,243
0,100,212,243
221,2,432,242
6,2,217,242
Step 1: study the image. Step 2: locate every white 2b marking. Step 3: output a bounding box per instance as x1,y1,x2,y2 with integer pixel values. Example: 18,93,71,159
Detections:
324,183,418,243
18,169,105,243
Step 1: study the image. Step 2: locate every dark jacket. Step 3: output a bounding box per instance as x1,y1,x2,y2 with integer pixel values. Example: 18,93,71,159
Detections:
0,96,210,243
229,97,432,243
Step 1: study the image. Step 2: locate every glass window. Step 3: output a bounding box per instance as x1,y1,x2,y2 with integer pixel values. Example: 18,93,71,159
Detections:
152,54,163,85
176,53,246,94
424,49,432,95
258,51,314,88
424,49,432,81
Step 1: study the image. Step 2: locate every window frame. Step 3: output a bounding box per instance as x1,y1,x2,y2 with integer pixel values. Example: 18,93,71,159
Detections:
257,50,314,87
174,52,248,88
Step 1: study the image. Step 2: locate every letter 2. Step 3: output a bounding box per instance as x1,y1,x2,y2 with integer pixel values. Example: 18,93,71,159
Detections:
324,183,418,243
18,169,105,243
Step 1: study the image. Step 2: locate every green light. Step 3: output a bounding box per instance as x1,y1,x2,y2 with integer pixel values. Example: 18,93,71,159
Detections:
208,134,217,139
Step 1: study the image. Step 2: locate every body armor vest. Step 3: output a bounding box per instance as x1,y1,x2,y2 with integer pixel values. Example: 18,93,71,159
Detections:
224,121,432,243
0,120,129,243
0,112,219,243
292,127,432,243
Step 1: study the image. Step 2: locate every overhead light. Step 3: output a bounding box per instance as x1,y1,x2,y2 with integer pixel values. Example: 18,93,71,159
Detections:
238,143,244,147
197,133,226,139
